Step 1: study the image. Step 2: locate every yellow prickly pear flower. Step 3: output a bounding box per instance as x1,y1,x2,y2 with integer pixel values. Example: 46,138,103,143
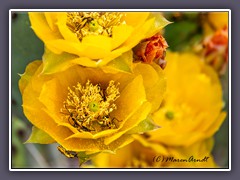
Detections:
149,51,226,147
19,53,166,165
28,12,170,74
89,51,227,168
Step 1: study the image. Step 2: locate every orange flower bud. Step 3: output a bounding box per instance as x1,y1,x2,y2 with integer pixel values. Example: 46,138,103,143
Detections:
203,26,228,75
133,33,169,69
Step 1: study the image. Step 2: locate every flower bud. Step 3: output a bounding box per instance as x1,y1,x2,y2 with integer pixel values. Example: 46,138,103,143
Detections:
133,33,169,69
202,26,228,75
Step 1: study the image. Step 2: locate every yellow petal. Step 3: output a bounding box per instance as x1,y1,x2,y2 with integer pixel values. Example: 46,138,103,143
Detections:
22,105,73,148
81,35,112,59
123,12,150,27
133,63,166,113
107,134,134,153
42,48,101,74
111,24,134,50
25,126,56,144
44,12,59,31
104,101,151,145
104,51,133,73
18,60,42,94
133,135,168,155
111,75,146,123
65,128,118,140
56,12,80,43
144,13,172,38
28,12,62,41
62,134,133,152
205,112,227,137
46,39,84,56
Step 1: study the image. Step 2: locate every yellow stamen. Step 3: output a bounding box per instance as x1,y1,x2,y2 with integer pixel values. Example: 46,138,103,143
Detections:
66,12,125,41
61,80,120,133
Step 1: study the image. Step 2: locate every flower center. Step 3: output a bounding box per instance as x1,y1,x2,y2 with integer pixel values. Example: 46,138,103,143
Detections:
66,12,125,41
61,80,120,133
165,111,174,120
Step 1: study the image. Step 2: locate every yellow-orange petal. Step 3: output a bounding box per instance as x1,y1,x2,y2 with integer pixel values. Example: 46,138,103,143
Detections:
80,35,112,59
56,12,80,43
111,75,146,122
18,60,42,94
104,101,151,145
111,24,134,50
41,49,99,74
123,12,150,27
44,12,59,32
28,12,62,41
133,62,166,113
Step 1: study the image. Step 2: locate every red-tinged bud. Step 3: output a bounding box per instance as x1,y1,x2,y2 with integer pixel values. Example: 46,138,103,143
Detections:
203,26,228,75
133,33,169,69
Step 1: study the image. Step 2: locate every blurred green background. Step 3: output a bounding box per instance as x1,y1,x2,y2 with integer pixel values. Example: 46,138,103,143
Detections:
11,12,229,168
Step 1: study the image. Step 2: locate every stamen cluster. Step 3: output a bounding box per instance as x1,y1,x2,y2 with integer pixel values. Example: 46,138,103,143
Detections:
67,12,125,41
61,80,120,133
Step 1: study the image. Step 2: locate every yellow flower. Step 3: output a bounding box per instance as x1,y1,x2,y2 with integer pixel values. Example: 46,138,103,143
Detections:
91,136,217,168
149,51,226,146
89,47,227,169
203,12,228,35
18,53,166,159
29,12,170,73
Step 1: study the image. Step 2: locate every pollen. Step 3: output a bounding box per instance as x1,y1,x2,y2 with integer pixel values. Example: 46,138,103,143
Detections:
61,80,120,133
66,12,126,41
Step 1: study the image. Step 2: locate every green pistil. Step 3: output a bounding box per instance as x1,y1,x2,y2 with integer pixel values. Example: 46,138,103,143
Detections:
89,20,99,32
165,111,174,120
89,101,99,112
